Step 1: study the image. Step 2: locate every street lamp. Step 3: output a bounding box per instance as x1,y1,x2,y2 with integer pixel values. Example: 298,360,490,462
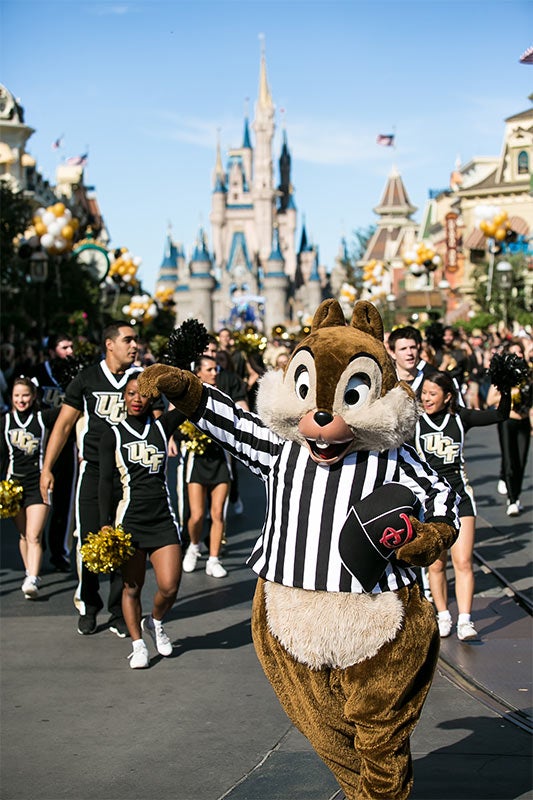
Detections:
496,260,512,329
29,250,49,339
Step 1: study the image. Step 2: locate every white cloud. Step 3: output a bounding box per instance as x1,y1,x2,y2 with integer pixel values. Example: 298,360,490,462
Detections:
91,4,132,16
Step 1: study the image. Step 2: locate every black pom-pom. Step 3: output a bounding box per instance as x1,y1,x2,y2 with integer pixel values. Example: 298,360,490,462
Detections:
49,356,85,390
488,352,529,392
161,319,209,369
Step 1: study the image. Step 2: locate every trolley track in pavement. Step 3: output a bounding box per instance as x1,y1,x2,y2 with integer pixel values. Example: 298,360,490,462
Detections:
436,544,532,735
473,547,533,615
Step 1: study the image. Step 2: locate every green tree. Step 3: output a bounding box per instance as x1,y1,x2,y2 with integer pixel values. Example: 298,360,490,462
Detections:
0,182,104,338
470,253,531,327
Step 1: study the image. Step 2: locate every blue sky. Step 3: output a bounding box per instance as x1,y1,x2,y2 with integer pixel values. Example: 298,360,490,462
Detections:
2,0,532,293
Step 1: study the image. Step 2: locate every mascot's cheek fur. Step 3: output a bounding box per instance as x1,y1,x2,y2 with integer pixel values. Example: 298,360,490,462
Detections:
264,582,404,670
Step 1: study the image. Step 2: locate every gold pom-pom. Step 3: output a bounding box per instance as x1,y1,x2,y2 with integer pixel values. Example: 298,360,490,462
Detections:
179,421,212,455
0,479,24,518
80,525,135,574
232,330,268,356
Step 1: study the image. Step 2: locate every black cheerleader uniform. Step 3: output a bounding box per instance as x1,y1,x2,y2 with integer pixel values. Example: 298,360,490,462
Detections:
98,409,185,551
62,361,162,616
32,360,78,566
414,393,510,517
185,437,232,486
1,407,59,507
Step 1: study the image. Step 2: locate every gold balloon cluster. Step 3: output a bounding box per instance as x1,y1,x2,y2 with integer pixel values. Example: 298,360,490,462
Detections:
475,205,512,242
179,421,212,455
0,478,23,518
155,287,175,307
232,330,268,356
31,202,80,254
109,248,141,285
80,525,135,573
362,259,386,287
339,283,357,304
403,242,441,276
122,294,158,323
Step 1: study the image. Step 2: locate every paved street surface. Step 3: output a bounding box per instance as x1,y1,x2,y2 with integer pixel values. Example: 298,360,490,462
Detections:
1,425,531,800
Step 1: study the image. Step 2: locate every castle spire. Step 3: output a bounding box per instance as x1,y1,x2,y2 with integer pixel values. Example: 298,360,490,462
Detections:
212,128,226,192
243,98,252,148
258,34,274,111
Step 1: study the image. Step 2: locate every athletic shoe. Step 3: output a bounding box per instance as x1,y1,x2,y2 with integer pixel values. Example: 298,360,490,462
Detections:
438,615,452,638
183,544,200,573
457,621,478,641
77,613,97,635
128,641,150,669
206,559,227,578
141,616,173,656
108,616,129,638
497,480,507,495
21,575,40,599
506,502,520,517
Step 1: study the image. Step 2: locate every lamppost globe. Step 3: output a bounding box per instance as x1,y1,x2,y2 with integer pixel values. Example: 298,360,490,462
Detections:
496,260,512,288
496,261,513,328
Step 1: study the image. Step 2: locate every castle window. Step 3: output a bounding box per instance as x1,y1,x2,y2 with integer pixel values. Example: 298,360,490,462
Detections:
517,150,529,175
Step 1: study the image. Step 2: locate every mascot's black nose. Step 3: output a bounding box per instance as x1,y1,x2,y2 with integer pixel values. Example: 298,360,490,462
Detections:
314,411,333,427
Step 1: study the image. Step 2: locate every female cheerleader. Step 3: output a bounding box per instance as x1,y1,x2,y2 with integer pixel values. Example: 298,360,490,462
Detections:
415,371,510,641
181,355,232,578
98,373,185,669
0,377,59,598
487,340,532,517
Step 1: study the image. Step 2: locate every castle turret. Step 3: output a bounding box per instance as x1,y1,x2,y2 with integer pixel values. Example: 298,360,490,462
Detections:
276,128,297,278
156,227,179,290
241,111,253,187
188,228,215,330
263,227,289,333
210,132,227,264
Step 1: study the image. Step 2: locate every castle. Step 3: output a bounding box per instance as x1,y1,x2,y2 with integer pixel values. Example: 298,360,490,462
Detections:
156,48,328,334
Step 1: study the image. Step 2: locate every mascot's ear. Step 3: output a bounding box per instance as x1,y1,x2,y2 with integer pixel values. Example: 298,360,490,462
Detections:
350,301,384,342
311,299,347,332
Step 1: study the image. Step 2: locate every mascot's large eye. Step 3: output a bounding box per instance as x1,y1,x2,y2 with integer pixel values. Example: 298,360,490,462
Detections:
294,365,310,400
344,374,370,408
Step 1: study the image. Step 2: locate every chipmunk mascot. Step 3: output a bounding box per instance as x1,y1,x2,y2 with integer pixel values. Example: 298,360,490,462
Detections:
138,300,459,800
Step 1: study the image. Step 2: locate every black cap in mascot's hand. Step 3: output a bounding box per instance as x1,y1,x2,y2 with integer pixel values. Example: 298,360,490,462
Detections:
339,483,419,593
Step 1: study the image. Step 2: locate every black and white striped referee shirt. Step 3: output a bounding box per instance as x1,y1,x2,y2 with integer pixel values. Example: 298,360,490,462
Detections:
192,386,459,595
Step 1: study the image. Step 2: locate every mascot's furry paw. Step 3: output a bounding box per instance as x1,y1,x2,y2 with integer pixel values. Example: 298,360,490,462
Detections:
138,364,204,416
396,518,457,567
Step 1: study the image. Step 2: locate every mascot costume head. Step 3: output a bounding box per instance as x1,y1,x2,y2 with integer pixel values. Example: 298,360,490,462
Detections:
139,300,458,800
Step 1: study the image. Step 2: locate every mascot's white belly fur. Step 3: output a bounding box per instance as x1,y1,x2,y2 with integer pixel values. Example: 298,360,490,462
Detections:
264,581,404,670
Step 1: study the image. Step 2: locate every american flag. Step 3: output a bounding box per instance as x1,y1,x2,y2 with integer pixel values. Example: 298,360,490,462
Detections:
51,135,64,150
65,153,88,167
376,134,395,147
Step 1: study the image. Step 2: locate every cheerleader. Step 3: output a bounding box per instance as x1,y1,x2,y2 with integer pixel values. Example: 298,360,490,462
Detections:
0,377,59,598
415,371,510,641
98,372,185,669
181,355,232,578
486,340,532,517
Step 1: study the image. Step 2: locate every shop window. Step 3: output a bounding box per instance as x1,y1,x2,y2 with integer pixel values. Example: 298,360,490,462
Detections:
517,150,529,175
